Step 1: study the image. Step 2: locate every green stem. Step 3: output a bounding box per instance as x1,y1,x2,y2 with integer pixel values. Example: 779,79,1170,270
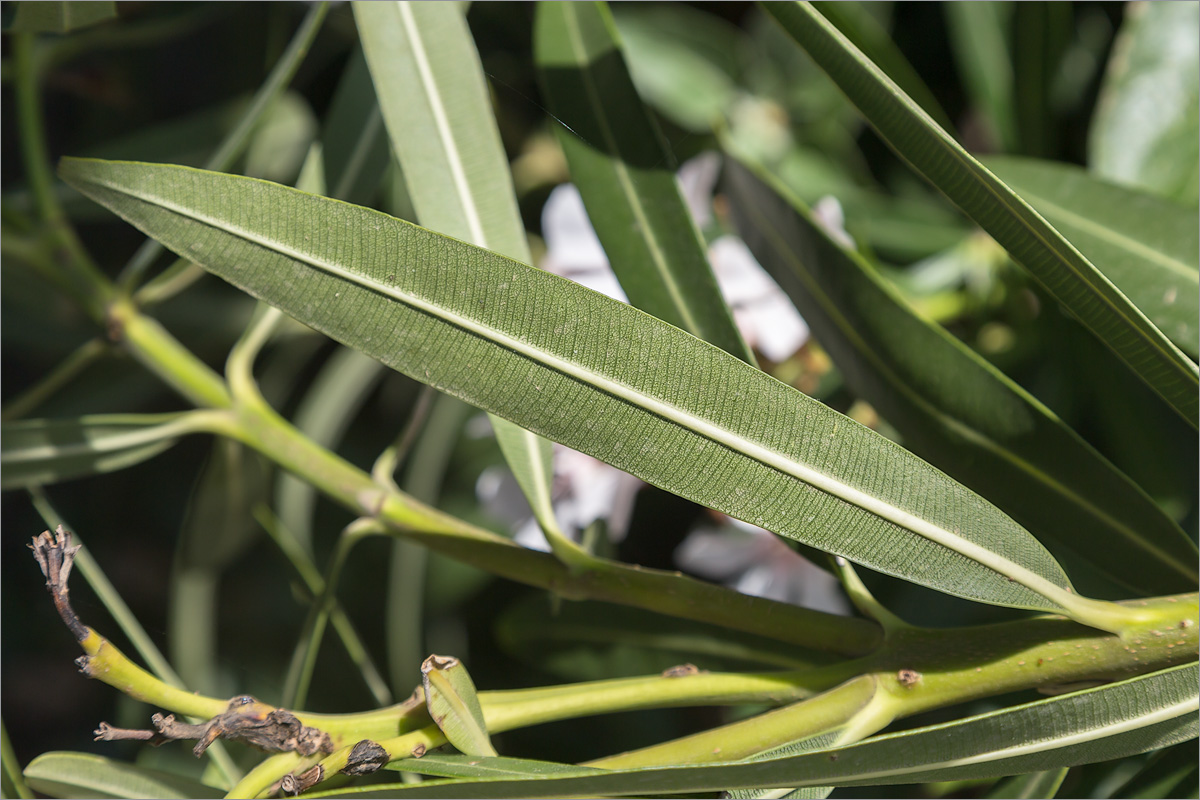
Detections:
13,32,112,321
1,719,33,800
589,675,880,769
117,2,332,291
1,337,110,422
283,519,380,710
112,300,233,409
255,505,394,706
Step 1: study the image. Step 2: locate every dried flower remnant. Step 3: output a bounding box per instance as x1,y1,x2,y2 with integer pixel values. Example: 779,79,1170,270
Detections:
29,526,87,641
93,695,334,757
31,527,334,759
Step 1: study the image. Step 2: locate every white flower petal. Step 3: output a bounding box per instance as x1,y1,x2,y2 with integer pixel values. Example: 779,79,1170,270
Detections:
541,184,610,274
677,151,722,228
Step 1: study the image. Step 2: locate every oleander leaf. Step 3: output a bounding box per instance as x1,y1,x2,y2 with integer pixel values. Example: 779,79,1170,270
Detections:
983,156,1199,356
1,412,213,489
535,0,752,361
24,752,217,799
60,157,1082,615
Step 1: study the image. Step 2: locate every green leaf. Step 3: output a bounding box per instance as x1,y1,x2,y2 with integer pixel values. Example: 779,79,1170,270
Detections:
24,752,218,799
609,4,741,133
813,1,954,135
1089,1,1200,205
536,1,751,362
723,158,1198,597
943,2,1017,151
1,412,215,489
387,754,601,780
762,1,1199,430
170,439,267,696
59,157,1098,620
986,768,1069,799
422,655,498,757
1111,742,1199,799
318,46,391,207
9,1,115,33
307,663,1199,798
984,155,1200,356
353,0,579,565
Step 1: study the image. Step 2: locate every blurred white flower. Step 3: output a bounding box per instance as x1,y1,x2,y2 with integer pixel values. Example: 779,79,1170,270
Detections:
475,429,640,553
675,518,851,615
540,152,811,362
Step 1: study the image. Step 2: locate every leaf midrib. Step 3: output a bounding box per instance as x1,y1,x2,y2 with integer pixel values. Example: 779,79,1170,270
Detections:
87,171,1074,610
560,4,704,338
836,694,1197,784
396,0,487,248
738,177,1198,580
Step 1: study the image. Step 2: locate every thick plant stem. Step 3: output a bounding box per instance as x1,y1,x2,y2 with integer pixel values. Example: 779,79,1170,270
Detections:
588,675,880,769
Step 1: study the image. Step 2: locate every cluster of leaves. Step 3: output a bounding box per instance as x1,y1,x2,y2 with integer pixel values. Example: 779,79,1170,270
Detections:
2,2,1197,799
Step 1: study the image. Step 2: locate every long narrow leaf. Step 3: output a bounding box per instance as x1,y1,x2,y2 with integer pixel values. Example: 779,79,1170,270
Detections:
723,158,1198,596
60,157,1089,618
306,663,1199,798
983,156,1199,356
1,411,216,489
354,0,577,562
535,1,752,361
763,1,1199,429
24,752,218,800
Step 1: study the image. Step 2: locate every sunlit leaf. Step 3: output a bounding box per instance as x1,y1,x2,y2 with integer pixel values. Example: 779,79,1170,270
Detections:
354,0,575,564
60,157,1087,617
1089,2,1200,205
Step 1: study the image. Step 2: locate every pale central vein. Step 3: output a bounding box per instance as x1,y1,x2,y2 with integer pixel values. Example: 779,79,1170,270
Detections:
98,176,1076,611
397,1,487,248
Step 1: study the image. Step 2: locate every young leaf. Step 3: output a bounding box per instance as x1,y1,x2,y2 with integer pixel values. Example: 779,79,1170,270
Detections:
422,655,498,758
723,158,1199,597
59,157,1088,618
534,0,753,362
762,1,1199,430
1,412,218,489
983,156,1199,356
